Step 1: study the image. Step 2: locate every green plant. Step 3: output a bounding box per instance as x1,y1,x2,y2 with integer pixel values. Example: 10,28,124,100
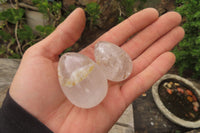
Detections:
0,1,103,58
118,0,142,22
0,7,25,58
0,8,25,24
173,0,200,78
118,0,135,17
85,2,101,29
18,25,35,43
0,0,65,58
117,0,134,22
0,30,12,42
32,0,62,26
117,0,147,22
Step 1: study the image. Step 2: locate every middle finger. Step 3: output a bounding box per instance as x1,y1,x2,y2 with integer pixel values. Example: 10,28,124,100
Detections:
121,12,182,60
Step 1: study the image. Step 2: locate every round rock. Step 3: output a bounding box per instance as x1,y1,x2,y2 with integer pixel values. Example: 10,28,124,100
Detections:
58,52,108,108
94,41,133,82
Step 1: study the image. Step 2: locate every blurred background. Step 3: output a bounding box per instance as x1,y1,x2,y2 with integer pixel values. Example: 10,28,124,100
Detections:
1,1,200,133
1,0,199,81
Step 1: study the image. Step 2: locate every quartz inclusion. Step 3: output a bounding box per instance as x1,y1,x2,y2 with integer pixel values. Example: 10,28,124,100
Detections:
58,52,108,108
94,41,133,82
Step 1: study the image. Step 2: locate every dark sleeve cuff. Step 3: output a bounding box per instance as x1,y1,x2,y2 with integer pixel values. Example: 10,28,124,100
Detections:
0,91,53,133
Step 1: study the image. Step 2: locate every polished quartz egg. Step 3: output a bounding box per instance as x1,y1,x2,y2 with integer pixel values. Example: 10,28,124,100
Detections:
94,41,133,82
58,52,108,108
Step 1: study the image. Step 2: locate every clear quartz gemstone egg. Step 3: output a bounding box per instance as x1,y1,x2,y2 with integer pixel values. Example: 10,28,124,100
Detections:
94,41,133,82
58,52,108,108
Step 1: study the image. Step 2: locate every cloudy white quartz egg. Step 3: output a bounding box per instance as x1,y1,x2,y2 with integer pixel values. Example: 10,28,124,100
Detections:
58,53,108,108
94,41,133,82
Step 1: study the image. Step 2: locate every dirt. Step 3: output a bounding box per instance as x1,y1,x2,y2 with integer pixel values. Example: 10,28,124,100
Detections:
133,89,191,133
158,78,200,121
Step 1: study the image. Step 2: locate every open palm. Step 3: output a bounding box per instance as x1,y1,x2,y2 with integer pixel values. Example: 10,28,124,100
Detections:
9,8,184,133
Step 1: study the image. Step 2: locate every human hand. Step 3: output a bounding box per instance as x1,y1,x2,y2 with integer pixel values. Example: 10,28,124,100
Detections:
9,8,184,133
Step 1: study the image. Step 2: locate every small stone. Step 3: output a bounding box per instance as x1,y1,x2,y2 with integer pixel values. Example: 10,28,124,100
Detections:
58,52,108,108
167,83,172,88
189,112,195,118
166,88,172,94
94,41,132,82
169,82,173,85
163,82,168,88
26,10,48,33
185,89,193,96
150,122,154,126
174,82,180,86
192,95,197,101
163,124,167,127
177,87,184,94
193,101,199,108
193,106,198,112
142,93,147,97
187,96,193,102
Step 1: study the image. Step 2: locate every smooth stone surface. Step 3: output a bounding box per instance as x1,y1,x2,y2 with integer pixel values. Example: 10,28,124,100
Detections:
58,53,108,108
95,41,132,82
25,10,48,33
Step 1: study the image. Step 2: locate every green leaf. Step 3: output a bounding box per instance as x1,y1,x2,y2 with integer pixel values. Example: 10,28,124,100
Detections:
35,25,44,32
174,0,200,79
118,0,135,17
0,30,12,41
51,1,62,13
85,2,101,24
18,25,35,42
0,8,25,24
33,0,49,15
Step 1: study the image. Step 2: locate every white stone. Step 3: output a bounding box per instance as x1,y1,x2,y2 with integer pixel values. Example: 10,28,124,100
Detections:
94,41,133,82
58,52,108,108
25,10,48,33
